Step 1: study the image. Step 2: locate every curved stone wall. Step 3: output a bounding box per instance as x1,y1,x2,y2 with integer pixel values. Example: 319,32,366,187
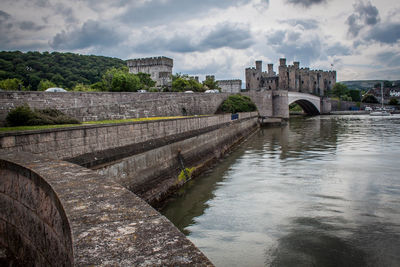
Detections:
0,153,212,266
0,159,73,266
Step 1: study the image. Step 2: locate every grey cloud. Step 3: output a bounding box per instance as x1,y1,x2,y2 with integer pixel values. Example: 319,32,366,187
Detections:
119,0,253,25
199,23,254,50
346,1,380,37
375,52,400,67
280,19,319,30
134,23,253,53
325,42,351,56
54,3,77,24
266,29,322,65
134,35,196,54
365,22,400,44
0,10,11,20
267,30,286,45
19,21,45,31
285,0,327,8
50,20,123,50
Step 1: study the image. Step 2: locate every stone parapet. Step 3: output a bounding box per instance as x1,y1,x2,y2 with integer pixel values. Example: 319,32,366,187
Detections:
0,152,213,266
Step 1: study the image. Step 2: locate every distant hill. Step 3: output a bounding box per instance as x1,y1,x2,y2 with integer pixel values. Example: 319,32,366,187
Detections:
0,51,126,90
340,80,400,91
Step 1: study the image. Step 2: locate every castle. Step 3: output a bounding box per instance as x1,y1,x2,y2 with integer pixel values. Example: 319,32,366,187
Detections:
127,56,173,87
245,58,336,96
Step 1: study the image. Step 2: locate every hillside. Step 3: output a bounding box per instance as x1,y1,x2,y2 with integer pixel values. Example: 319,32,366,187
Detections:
0,51,126,90
340,80,400,91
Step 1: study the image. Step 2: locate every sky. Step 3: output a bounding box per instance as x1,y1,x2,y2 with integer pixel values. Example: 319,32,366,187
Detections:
1,0,399,82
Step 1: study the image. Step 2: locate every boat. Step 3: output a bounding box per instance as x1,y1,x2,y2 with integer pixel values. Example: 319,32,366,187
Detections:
370,82,391,116
370,109,391,116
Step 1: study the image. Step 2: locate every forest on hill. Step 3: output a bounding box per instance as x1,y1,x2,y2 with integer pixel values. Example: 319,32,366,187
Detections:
0,51,126,90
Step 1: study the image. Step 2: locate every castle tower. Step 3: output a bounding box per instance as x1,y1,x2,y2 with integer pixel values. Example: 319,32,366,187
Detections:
268,64,274,75
256,61,262,72
126,56,173,87
279,58,288,90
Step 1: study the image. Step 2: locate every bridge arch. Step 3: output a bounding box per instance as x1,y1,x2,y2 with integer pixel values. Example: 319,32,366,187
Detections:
288,92,321,115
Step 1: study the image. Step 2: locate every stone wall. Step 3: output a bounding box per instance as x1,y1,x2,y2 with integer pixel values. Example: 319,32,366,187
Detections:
217,80,242,93
0,113,256,160
0,153,212,266
0,91,230,126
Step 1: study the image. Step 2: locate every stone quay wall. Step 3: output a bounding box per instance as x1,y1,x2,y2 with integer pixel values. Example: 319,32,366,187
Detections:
0,113,256,161
96,113,259,204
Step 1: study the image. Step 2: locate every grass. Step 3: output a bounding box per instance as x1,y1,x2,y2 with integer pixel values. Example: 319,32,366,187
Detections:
0,116,193,133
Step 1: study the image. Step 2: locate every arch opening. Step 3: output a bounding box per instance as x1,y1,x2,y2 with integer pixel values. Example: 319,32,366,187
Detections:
289,99,320,115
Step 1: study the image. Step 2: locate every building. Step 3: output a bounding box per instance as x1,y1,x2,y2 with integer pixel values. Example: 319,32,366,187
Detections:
245,58,336,96
217,80,242,93
127,56,173,87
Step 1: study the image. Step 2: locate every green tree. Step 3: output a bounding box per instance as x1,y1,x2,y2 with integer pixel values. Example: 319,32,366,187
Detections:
37,80,57,91
137,72,156,89
330,83,348,98
203,76,220,90
102,67,141,92
72,83,97,92
389,98,399,105
219,94,257,113
171,73,203,92
348,89,361,102
0,78,25,91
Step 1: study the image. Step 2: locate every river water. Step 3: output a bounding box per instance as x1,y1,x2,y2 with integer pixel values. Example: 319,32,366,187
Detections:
161,115,400,267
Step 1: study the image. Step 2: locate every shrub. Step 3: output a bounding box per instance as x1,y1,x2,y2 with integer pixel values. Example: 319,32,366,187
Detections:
6,105,36,126
219,94,257,113
361,94,379,103
6,105,80,126
389,98,399,105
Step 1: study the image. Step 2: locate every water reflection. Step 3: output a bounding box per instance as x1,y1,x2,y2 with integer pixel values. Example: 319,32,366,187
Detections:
161,115,400,267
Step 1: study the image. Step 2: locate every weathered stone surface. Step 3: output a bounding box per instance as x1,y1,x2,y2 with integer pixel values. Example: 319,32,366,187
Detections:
0,153,213,266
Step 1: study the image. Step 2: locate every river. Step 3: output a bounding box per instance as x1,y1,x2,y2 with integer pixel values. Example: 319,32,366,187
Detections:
161,115,400,267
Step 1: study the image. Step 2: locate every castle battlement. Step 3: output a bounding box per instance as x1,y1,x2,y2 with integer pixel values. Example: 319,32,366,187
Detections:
127,56,173,68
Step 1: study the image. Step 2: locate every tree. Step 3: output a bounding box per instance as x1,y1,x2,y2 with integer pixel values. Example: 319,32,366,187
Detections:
72,83,96,92
171,73,203,92
330,83,348,98
0,78,25,91
37,80,57,91
348,89,361,102
361,94,379,103
218,94,257,113
137,72,156,89
203,76,220,90
389,98,399,105
102,67,141,92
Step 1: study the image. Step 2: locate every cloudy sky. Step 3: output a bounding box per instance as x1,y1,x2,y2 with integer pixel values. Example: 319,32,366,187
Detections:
1,0,399,81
